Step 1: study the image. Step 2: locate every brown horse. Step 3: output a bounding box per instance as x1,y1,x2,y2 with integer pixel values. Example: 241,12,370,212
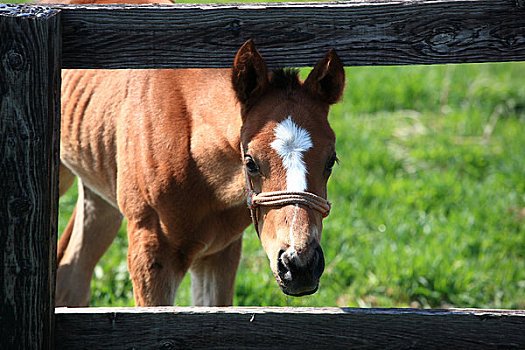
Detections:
56,1,345,307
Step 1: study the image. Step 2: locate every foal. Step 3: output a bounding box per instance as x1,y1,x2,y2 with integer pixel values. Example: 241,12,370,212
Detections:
57,35,345,306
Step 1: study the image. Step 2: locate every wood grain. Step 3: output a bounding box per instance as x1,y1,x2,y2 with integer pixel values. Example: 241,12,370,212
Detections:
1,2,524,348
45,0,525,69
0,5,61,350
55,307,525,349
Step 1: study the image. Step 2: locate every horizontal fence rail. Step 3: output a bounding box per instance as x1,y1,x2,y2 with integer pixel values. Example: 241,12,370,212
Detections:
55,307,525,349
43,0,525,68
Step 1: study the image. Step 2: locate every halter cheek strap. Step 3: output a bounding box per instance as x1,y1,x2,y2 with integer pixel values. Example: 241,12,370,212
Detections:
240,144,331,237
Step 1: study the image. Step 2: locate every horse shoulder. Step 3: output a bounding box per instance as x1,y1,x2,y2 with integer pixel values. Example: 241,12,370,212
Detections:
116,70,244,219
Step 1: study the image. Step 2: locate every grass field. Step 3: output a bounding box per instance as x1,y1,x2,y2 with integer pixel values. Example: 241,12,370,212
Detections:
57,61,525,309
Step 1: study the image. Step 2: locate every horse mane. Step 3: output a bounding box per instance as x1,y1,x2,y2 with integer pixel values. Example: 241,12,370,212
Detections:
269,68,301,92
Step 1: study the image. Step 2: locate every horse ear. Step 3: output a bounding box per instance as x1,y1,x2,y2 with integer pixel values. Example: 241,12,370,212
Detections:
232,40,268,107
304,49,345,105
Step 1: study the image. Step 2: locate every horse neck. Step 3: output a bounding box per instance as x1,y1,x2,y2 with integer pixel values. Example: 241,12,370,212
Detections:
178,69,246,206
182,69,243,154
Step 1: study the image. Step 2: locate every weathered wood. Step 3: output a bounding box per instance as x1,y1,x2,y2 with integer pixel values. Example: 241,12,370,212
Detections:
44,0,525,69
1,2,524,349
0,5,61,350
55,307,525,349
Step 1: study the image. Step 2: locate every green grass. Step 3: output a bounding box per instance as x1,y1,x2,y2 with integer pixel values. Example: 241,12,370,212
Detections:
58,62,525,309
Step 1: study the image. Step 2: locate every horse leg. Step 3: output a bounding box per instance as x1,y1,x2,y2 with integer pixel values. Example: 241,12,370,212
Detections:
190,236,243,306
59,162,76,197
55,179,123,306
57,204,76,265
57,163,77,264
126,218,186,306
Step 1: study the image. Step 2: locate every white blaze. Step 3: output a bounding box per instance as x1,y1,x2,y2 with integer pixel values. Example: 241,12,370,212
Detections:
270,116,313,192
289,204,299,249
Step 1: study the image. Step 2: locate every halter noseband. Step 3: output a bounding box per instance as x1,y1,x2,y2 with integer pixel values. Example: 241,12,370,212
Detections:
241,144,331,237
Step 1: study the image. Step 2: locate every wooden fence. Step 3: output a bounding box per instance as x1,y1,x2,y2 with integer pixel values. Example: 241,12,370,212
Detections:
1,1,524,348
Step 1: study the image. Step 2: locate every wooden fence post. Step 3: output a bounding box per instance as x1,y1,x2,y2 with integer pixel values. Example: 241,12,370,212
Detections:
0,5,61,350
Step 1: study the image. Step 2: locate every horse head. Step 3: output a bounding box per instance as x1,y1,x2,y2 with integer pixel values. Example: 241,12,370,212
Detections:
232,40,345,296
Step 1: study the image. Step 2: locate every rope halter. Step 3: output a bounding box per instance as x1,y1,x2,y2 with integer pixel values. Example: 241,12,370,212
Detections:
241,144,331,237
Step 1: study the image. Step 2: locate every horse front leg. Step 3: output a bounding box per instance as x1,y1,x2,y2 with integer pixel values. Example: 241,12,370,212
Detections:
190,236,243,306
126,217,188,306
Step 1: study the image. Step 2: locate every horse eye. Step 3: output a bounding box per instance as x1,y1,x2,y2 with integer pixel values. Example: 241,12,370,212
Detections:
326,154,338,172
244,156,260,175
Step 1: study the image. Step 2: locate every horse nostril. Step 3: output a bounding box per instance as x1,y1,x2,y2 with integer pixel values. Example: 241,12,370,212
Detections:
277,248,292,281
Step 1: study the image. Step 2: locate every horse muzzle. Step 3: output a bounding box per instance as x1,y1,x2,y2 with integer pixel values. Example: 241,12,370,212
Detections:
275,243,325,296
